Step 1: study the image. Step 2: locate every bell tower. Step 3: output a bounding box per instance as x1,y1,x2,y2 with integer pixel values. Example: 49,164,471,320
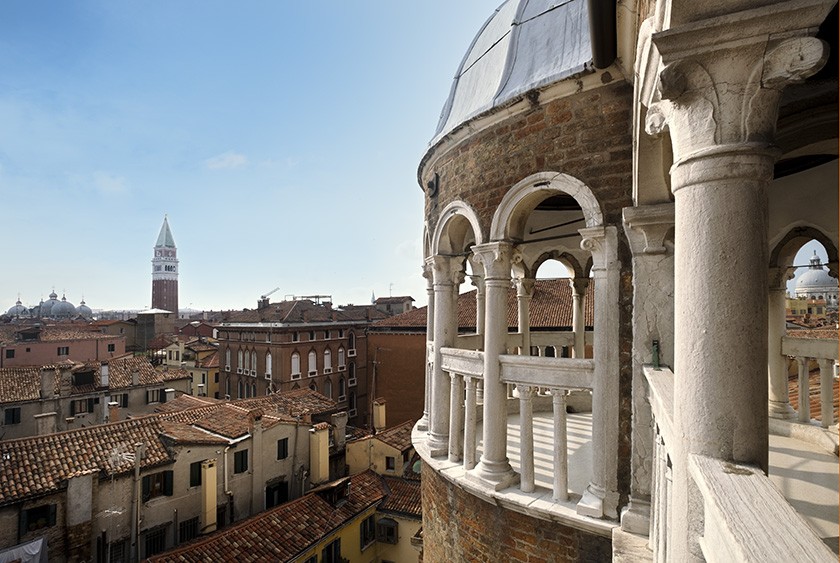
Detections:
151,215,179,314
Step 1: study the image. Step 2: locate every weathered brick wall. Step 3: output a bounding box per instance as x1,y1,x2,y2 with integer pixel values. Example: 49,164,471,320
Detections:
420,79,636,509
421,469,611,562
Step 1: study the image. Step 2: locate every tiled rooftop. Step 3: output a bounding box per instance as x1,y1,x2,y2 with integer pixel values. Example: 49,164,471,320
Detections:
0,325,123,345
108,356,191,389
380,476,422,518
154,394,221,414
371,278,595,330
235,388,339,419
148,471,387,563
220,299,389,325
374,419,416,452
0,417,172,507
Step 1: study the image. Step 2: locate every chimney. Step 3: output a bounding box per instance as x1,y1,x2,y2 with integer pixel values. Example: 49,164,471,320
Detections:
34,412,57,435
40,368,54,400
164,388,176,403
59,367,72,398
108,401,120,423
250,411,264,511
201,459,218,534
331,412,348,450
373,398,387,433
100,362,109,387
131,369,140,387
309,423,331,486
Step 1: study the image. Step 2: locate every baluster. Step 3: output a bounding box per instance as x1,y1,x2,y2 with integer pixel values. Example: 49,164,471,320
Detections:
552,389,568,501
518,385,536,493
464,376,478,470
654,433,668,563
797,357,811,423
448,372,464,462
818,358,834,428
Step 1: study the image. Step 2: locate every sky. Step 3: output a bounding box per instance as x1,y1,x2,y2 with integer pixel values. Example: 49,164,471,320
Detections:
0,2,832,313
0,1,494,312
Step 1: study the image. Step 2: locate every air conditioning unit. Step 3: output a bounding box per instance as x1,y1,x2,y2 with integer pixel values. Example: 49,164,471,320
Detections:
347,349,356,357
224,365,231,372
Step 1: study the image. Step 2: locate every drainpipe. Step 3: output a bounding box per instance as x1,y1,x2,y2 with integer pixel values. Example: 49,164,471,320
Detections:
222,445,232,525
130,442,145,563
587,0,617,69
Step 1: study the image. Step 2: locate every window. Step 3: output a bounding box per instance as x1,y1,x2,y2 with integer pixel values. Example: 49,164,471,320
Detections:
293,332,299,342
71,398,95,416
360,514,375,548
324,349,332,373
324,378,333,399
338,347,345,369
237,349,243,372
321,538,341,563
338,329,344,338
251,351,258,375
277,438,289,460
107,539,128,563
189,461,202,487
265,481,289,509
308,351,317,376
309,331,315,341
265,352,272,378
111,393,128,408
385,456,395,472
20,504,56,533
349,391,357,418
291,352,301,379
107,343,116,353
309,382,318,392
179,517,199,544
376,518,398,544
142,471,174,501
57,346,70,356
243,349,250,371
146,389,166,404
4,349,14,359
234,449,248,474
144,526,167,558
238,380,244,399
225,348,231,371
4,407,21,425
338,378,346,401
348,332,356,351
251,383,256,397
348,363,357,386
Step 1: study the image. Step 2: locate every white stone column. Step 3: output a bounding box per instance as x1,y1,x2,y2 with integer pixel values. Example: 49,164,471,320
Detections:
552,389,569,501
470,265,486,337
577,226,620,519
621,203,675,535
797,356,812,423
570,278,589,359
463,376,478,470
448,372,465,461
469,241,517,490
647,4,832,558
428,255,464,457
768,269,796,419
419,262,434,431
818,358,834,428
515,278,534,355
517,384,535,493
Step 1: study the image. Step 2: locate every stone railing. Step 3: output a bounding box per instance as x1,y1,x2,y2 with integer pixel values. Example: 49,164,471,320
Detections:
440,347,594,501
455,330,594,355
782,335,838,428
644,365,835,562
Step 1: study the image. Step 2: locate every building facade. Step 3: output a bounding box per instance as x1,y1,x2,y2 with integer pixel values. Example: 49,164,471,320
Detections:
151,216,179,315
414,1,838,562
0,325,126,368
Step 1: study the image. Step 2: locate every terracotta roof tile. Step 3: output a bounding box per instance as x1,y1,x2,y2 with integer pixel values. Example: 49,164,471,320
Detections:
198,350,219,368
149,471,387,563
374,420,415,452
154,394,221,414
380,476,422,518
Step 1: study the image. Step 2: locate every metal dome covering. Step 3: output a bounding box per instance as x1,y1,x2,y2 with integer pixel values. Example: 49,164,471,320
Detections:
432,0,592,144
52,295,77,319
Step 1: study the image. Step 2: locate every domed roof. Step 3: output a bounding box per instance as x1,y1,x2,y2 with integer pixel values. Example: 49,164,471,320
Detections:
52,295,77,318
6,299,29,318
433,0,592,143
77,299,93,319
796,252,837,290
40,291,60,316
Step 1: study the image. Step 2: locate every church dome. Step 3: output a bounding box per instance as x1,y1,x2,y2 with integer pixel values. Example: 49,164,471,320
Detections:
40,291,60,317
6,299,29,318
796,251,837,290
52,295,77,318
77,299,93,319
432,0,592,143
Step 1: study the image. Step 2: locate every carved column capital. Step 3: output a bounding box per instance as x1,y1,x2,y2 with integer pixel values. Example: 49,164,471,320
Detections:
515,277,535,298
429,255,465,288
622,203,675,256
472,242,514,281
579,226,618,273
768,266,795,291
569,277,589,297
647,0,833,164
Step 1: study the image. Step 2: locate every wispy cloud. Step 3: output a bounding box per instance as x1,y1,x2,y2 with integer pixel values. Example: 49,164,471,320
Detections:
206,150,248,170
93,171,128,195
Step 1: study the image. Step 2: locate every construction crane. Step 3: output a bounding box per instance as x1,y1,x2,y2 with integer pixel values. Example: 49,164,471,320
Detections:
261,287,280,301
258,287,281,309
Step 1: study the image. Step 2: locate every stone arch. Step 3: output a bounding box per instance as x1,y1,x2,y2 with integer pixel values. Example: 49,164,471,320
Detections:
531,250,586,280
432,201,484,256
490,172,604,242
769,223,839,278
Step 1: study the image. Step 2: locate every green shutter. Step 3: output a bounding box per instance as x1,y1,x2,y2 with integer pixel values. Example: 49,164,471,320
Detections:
163,471,174,496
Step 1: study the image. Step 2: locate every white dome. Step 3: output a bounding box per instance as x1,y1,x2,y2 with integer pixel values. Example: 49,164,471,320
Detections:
796,267,836,289
432,0,592,143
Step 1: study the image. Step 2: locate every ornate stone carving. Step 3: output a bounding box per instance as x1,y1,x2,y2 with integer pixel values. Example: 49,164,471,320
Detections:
430,255,465,287
472,242,514,281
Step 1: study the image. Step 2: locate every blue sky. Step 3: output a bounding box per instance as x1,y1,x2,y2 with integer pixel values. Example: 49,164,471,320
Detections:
0,2,830,313
0,1,495,311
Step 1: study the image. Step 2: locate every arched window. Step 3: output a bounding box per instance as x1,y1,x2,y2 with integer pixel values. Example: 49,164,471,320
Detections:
348,332,356,351
265,352,272,378
238,380,244,399
338,347,346,369
243,349,250,371
225,348,231,370
251,351,258,375
225,377,231,398
349,391,357,417
324,378,333,399
348,362,357,386
251,383,256,397
310,381,317,392
339,377,346,401
237,349,243,373
324,349,332,373
291,352,301,379
308,350,317,376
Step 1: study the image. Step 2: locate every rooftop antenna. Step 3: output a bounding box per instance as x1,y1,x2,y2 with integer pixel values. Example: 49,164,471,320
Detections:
389,283,393,297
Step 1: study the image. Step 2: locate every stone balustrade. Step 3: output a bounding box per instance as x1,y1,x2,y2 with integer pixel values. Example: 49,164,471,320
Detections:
781,335,838,429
